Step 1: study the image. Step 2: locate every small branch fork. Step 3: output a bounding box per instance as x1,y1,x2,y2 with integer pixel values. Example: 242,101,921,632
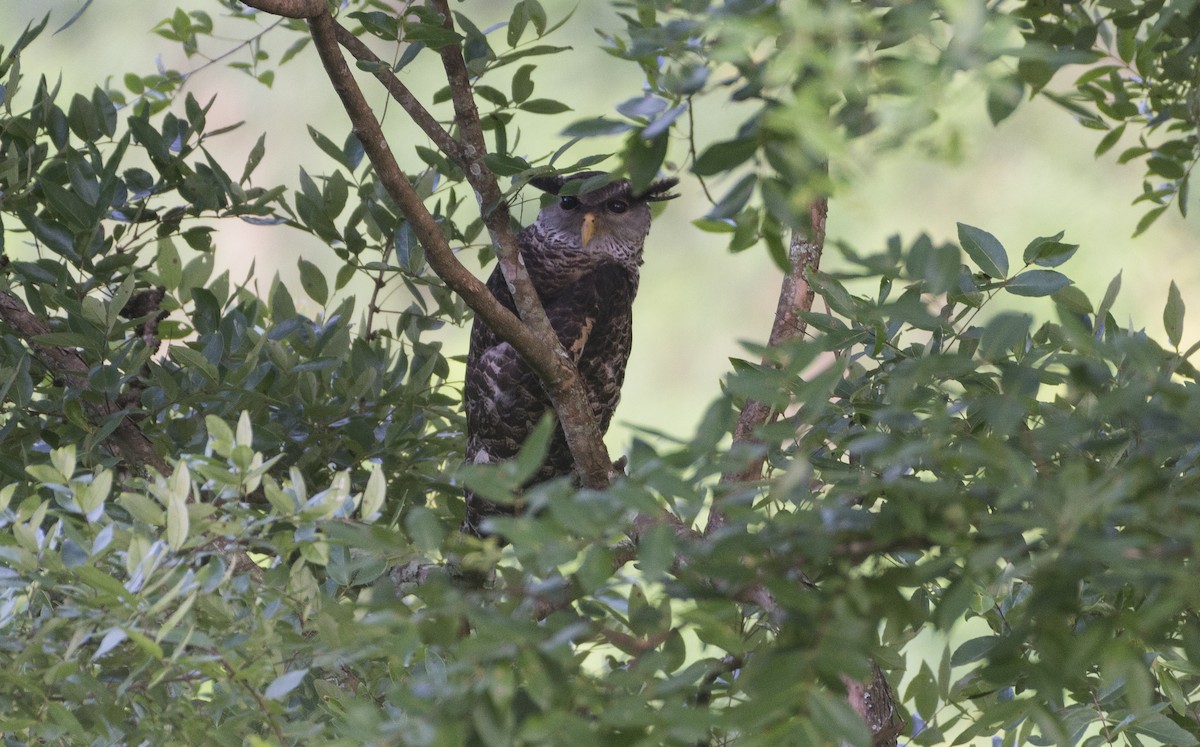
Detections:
243,0,615,488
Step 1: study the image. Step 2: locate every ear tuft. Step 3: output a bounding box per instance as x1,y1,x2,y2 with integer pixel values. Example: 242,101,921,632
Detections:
528,174,566,195
528,170,611,196
637,177,680,202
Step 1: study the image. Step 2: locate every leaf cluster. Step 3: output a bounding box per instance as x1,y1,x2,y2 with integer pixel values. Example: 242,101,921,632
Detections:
3,4,1200,747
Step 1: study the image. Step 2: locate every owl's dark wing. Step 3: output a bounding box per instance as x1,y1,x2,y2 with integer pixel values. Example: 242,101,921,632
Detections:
463,262,636,536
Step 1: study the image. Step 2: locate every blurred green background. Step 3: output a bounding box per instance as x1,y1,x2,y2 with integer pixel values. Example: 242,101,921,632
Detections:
4,1,1197,450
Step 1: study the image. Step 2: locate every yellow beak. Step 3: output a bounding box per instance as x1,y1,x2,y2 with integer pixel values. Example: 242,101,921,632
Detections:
581,212,597,247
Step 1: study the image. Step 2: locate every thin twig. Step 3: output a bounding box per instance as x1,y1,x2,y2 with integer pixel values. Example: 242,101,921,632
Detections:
332,24,462,161
685,97,715,203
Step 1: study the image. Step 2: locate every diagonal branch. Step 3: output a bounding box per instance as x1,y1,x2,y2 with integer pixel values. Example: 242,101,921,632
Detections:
242,0,323,18
332,24,462,162
262,4,615,487
422,0,614,487
0,290,170,476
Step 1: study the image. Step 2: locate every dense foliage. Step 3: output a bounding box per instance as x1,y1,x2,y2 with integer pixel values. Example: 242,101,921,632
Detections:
1,2,1199,745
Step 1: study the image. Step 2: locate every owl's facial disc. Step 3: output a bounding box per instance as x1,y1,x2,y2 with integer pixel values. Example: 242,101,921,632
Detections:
580,212,597,247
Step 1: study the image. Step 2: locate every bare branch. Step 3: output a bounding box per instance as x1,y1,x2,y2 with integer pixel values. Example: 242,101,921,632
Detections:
304,14,537,354
331,24,463,162
0,290,170,476
239,0,323,19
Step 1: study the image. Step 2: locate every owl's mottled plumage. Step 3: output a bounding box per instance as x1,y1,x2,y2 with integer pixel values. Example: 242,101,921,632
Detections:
463,171,678,537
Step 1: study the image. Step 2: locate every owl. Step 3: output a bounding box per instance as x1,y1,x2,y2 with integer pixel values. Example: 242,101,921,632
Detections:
462,171,679,537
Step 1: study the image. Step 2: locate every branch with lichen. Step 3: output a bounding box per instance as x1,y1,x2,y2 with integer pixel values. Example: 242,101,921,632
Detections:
700,197,903,745
709,197,828,533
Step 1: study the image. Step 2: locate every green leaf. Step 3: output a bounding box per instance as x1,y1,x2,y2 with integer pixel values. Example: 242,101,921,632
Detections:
637,522,675,578
1147,155,1186,180
297,258,329,305
170,345,219,383
120,493,164,524
519,98,570,114
395,223,424,275
166,465,190,551
31,332,94,348
514,414,555,483
1005,269,1071,297
1129,712,1200,746
1164,280,1185,348
355,59,390,74
20,210,78,261
561,118,634,137
986,75,1024,125
1021,231,1078,268
264,669,308,701
905,235,959,294
360,464,385,520
401,22,462,50
405,506,445,552
526,0,547,34
950,635,1001,666
78,470,111,522
693,137,758,177
1096,271,1122,327
1095,122,1126,157
157,239,182,289
483,152,531,176
236,410,253,447
1052,285,1093,315
807,689,872,747
624,131,668,195
511,64,535,103
979,312,1031,359
1134,205,1167,237
708,174,756,221
93,627,127,660
957,222,1008,278
507,2,529,46
308,126,353,170
67,92,101,140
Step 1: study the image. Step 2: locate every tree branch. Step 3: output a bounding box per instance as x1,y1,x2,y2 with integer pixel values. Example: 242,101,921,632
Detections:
241,0,323,19
237,0,616,489
425,0,614,487
844,661,905,747
0,290,170,476
301,14,530,350
331,24,463,162
693,197,901,746
708,197,828,533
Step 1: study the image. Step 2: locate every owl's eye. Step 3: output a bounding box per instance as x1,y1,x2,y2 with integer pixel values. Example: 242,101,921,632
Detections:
559,196,580,210
606,199,628,214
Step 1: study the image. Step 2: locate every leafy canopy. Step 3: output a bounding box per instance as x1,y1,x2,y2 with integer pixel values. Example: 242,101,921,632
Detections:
1,3,1199,746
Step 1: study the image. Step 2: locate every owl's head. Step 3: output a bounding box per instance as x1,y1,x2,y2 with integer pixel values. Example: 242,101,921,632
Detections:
527,171,678,266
